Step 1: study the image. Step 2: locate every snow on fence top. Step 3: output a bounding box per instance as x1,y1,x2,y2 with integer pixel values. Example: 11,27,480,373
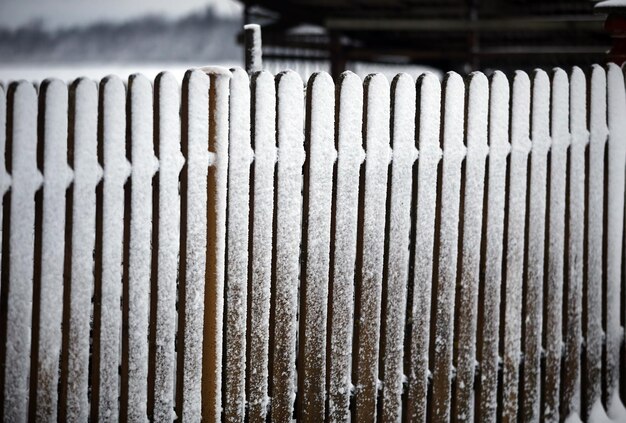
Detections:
0,65,625,423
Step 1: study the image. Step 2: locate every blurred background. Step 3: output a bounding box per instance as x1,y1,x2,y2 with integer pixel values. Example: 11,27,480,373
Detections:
0,0,613,83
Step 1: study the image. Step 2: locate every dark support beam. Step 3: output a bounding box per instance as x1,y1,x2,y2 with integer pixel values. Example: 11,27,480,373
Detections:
329,32,347,81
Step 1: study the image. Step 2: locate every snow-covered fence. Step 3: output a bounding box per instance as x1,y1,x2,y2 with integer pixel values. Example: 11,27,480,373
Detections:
0,64,625,422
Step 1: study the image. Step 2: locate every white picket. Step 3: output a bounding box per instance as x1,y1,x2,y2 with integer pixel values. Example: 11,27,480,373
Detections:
299,72,336,422
562,66,587,421
381,73,416,423
327,71,364,423
502,71,531,422
224,67,252,422
36,79,72,422
454,72,489,423
65,78,102,421
407,72,442,423
585,65,608,420
97,75,129,422
271,70,305,423
247,70,277,423
126,73,158,423
201,67,229,422
431,72,466,423
180,69,211,422
3,81,42,423
354,73,391,422
605,63,626,418
152,72,183,422
0,84,7,291
542,68,570,423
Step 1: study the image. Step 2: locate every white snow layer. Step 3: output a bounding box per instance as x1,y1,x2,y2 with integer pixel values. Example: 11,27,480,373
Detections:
97,75,130,422
247,70,277,422
354,73,391,422
300,71,336,421
327,71,364,423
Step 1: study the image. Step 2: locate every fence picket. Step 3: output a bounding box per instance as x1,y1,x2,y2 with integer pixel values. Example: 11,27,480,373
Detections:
407,73,442,423
94,75,129,422
354,73,391,422
0,84,7,291
502,71,531,423
431,72,466,423
585,65,608,420
36,79,72,421
454,72,489,423
224,67,253,422
3,81,42,422
125,73,158,423
299,71,336,422
605,63,626,417
179,69,211,422
247,70,276,423
271,70,305,423
152,72,183,422
327,71,364,423
63,78,102,421
562,66,587,421
380,73,416,423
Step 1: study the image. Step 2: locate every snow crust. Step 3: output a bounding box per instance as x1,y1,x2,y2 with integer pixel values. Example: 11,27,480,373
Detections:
407,72,442,423
327,71,364,423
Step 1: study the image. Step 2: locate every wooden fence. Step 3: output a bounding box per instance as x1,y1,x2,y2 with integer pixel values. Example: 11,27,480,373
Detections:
0,64,625,422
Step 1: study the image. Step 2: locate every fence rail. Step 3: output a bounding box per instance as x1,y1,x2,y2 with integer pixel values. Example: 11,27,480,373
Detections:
0,64,625,422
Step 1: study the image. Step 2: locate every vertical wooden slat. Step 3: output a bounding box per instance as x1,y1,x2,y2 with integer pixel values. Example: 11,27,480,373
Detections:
152,72,183,421
543,68,570,423
299,71,336,422
202,67,229,422
271,70,305,423
522,70,550,423
3,81,42,422
247,70,276,423
407,73,442,423
380,73,416,423
453,72,489,423
179,69,211,422
36,79,72,421
584,65,608,419
327,71,364,423
501,71,531,423
224,67,252,422
354,73,391,422
605,63,626,417
562,66,587,421
96,75,129,422
0,84,7,289
431,72,466,423
65,78,102,421
126,74,158,423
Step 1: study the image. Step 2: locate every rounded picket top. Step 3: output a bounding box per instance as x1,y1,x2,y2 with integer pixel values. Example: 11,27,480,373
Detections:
276,69,304,90
364,72,389,95
155,71,179,93
569,66,587,137
488,71,511,155
530,69,551,151
307,71,334,94
465,71,489,152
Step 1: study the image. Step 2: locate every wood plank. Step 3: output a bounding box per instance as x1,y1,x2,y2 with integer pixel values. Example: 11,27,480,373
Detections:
152,72,184,422
380,72,417,423
354,73,391,422
299,71,336,422
327,71,364,423
406,72,442,423
431,72,466,423
271,70,305,423
453,71,489,423
3,81,42,422
247,70,277,423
